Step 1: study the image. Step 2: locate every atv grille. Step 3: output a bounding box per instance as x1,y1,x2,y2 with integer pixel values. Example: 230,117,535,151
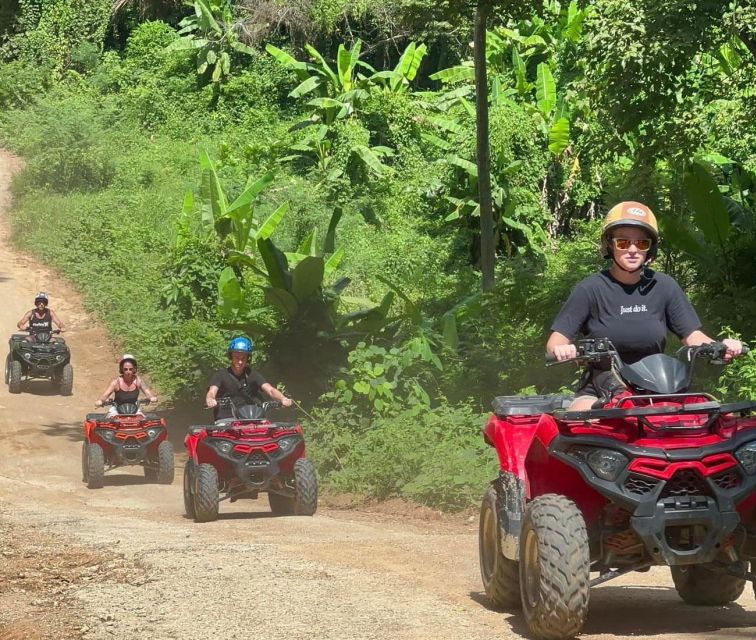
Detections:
660,469,711,498
623,474,660,496
246,452,268,467
711,468,741,491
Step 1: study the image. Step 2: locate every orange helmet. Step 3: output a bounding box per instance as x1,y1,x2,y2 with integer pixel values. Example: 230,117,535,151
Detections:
601,201,659,259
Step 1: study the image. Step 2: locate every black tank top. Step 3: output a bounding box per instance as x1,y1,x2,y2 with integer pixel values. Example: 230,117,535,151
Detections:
114,378,140,405
28,309,52,334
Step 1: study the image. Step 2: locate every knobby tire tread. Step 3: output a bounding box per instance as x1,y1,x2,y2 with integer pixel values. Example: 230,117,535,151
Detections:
8,360,22,394
521,494,590,640
193,463,219,522
479,486,520,608
671,563,746,605
183,460,196,519
156,441,174,484
86,443,105,489
60,363,73,396
293,458,318,516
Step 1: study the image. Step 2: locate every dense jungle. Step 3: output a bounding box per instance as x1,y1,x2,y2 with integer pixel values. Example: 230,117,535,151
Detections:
1,0,755,509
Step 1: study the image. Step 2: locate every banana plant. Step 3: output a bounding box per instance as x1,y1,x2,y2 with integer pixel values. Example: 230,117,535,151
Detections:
363,42,428,94
164,0,255,84
196,151,288,263
266,40,369,124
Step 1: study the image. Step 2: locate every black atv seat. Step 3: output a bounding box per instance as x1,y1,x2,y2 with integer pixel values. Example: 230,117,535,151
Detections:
492,394,573,417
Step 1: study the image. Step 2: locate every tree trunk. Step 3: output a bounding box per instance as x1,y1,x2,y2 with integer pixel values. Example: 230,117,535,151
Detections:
474,0,495,292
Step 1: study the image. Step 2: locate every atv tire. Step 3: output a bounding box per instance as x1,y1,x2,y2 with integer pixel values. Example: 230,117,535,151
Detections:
4,354,9,384
671,563,746,605
479,486,520,608
183,459,196,519
85,443,105,489
193,463,219,522
8,359,22,394
156,441,174,484
520,494,590,640
293,458,318,516
59,363,73,396
268,491,295,515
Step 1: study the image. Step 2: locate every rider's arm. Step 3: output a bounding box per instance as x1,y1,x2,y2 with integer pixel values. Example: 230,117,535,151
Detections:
17,310,31,330
206,384,220,408
261,382,293,407
682,330,743,361
546,331,577,361
49,310,65,332
137,376,158,403
95,380,118,407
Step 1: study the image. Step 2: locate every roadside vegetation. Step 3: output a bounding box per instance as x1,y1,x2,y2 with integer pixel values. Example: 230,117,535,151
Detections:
1,0,755,509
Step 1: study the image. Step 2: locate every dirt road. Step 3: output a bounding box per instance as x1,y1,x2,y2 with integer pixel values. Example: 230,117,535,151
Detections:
0,148,753,640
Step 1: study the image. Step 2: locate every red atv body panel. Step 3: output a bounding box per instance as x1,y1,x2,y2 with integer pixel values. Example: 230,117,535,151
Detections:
83,412,168,465
185,419,306,487
485,391,756,559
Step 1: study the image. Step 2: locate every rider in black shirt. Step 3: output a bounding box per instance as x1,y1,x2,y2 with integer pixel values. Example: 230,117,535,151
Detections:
547,201,744,410
205,336,292,420
17,292,65,341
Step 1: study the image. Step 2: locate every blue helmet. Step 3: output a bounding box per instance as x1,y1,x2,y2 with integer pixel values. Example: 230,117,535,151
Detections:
227,336,253,355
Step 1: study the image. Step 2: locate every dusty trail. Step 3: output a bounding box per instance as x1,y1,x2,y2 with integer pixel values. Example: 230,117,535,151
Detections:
0,148,753,640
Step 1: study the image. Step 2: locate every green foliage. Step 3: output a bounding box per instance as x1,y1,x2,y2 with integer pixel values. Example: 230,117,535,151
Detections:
5,88,116,192
4,0,113,72
165,0,255,85
308,401,493,510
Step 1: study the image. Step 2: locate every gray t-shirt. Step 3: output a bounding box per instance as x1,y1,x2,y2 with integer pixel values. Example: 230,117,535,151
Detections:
551,270,701,364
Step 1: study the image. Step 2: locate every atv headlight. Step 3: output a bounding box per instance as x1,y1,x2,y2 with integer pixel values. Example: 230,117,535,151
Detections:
278,436,299,452
96,428,116,442
586,448,629,482
735,442,756,475
146,428,160,438
23,352,31,360
56,354,64,361
209,438,233,455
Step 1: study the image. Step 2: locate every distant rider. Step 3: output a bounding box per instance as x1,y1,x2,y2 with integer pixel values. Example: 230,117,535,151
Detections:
546,201,744,411
205,336,292,420
17,292,65,341
95,354,157,416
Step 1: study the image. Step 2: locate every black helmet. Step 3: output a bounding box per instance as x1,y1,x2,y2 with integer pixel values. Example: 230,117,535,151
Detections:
34,291,49,306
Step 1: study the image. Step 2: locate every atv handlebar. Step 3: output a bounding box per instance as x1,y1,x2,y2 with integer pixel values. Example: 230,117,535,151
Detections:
100,398,151,407
545,338,619,368
212,397,281,412
677,341,750,364
548,339,750,367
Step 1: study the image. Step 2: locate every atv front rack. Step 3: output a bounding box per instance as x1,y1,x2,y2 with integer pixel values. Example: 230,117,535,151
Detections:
557,397,756,423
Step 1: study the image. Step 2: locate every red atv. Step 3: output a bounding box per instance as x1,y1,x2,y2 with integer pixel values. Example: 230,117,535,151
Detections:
479,339,756,640
81,399,174,489
183,397,317,522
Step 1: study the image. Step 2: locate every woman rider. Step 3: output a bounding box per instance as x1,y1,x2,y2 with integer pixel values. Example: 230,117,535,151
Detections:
95,354,158,416
546,201,744,411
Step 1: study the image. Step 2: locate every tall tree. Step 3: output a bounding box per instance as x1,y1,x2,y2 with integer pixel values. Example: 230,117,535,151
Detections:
441,0,537,291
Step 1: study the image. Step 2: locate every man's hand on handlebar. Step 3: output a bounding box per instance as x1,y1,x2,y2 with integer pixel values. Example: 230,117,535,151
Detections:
721,338,745,362
206,397,218,408
551,344,577,361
